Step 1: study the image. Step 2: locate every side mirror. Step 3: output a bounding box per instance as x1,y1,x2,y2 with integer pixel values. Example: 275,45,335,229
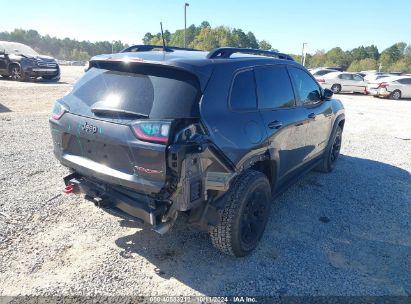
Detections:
0,49,5,55
323,88,333,100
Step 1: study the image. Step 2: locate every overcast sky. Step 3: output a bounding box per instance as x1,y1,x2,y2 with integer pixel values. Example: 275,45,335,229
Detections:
2,0,410,54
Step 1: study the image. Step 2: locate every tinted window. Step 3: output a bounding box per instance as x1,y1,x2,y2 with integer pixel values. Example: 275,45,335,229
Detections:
397,78,411,84
72,65,200,119
314,70,335,76
340,74,353,80
288,67,322,105
376,75,389,80
255,66,295,109
353,74,364,81
230,70,257,110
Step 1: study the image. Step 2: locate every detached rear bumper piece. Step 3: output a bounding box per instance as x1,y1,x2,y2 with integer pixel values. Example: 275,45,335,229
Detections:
64,172,167,227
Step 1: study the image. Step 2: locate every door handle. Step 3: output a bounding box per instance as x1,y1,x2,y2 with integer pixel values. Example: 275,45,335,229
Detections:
308,112,316,119
268,120,283,129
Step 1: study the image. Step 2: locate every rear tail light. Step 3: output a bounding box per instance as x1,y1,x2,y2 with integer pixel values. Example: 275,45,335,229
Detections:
131,121,171,144
317,78,325,83
51,100,68,120
378,82,389,89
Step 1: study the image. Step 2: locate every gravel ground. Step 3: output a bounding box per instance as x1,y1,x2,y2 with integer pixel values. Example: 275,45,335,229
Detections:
0,66,410,297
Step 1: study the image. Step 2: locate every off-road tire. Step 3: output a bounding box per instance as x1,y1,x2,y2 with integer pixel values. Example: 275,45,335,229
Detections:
331,84,341,94
315,125,343,173
209,169,271,257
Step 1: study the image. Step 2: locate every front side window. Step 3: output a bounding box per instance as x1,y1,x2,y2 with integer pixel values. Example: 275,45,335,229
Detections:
254,65,295,109
230,70,257,111
288,67,322,106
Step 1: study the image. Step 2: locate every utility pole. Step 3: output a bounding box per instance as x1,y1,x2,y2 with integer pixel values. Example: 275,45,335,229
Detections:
184,3,189,48
301,42,307,66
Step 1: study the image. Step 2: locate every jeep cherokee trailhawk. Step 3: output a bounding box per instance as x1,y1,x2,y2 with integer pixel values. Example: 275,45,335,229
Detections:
50,46,345,257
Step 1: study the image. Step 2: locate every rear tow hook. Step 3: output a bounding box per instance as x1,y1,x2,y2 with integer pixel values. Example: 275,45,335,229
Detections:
64,184,77,194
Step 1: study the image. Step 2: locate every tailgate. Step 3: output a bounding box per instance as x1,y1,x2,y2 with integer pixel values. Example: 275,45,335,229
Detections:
51,113,167,194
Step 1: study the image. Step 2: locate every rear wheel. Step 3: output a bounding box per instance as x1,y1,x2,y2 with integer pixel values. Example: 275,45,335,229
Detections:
390,90,401,100
10,65,27,81
209,170,271,257
331,84,341,94
315,125,343,173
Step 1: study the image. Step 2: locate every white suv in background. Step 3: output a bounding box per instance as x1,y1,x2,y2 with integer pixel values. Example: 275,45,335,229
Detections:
316,72,367,94
367,76,411,100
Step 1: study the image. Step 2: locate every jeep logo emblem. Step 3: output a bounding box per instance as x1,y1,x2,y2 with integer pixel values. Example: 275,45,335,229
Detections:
81,122,98,134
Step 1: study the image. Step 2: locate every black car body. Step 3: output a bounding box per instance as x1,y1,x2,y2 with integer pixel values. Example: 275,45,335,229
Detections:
50,46,345,256
0,41,60,81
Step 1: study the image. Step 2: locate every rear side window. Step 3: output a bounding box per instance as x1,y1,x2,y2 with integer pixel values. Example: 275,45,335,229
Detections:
397,78,411,84
72,65,201,119
353,74,364,81
255,66,295,109
315,70,333,76
340,74,353,80
288,67,322,106
230,70,257,111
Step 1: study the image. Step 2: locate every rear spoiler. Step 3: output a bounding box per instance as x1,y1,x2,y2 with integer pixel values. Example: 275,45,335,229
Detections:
88,54,213,92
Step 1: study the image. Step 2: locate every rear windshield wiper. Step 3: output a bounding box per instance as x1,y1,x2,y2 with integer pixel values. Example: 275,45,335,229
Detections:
91,107,149,118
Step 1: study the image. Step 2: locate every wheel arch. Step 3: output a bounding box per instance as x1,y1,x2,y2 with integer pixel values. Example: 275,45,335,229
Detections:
8,61,21,73
248,150,279,191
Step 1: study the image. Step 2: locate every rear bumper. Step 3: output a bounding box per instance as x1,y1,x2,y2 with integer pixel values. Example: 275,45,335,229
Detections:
368,87,391,97
64,172,167,226
367,88,378,95
320,83,333,90
56,151,165,194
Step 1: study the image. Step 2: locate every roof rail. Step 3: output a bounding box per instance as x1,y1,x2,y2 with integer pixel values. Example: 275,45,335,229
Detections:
207,47,294,61
121,44,199,53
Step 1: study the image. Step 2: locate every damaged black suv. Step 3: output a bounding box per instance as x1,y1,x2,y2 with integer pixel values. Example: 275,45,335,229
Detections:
50,46,345,257
0,41,60,81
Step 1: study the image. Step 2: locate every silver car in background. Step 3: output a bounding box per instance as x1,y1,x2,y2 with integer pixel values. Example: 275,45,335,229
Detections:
367,76,411,100
316,72,368,94
310,68,338,77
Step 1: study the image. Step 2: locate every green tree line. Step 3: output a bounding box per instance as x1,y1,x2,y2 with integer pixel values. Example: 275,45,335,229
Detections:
1,25,410,72
0,29,128,61
143,21,275,52
145,22,411,72
295,43,411,72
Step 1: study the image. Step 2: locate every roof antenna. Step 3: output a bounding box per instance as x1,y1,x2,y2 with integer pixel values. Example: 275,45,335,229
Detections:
160,22,166,51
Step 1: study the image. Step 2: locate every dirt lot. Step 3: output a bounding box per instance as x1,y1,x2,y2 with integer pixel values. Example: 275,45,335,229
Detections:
0,66,410,297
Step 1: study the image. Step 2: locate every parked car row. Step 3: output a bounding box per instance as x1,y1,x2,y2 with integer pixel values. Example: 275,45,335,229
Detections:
312,70,411,100
366,76,411,100
316,72,367,94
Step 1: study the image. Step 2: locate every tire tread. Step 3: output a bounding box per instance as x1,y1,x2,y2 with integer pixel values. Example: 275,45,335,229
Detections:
209,170,268,256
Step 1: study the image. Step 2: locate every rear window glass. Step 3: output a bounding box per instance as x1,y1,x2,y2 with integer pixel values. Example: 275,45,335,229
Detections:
71,64,201,119
0,42,38,56
314,70,333,76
